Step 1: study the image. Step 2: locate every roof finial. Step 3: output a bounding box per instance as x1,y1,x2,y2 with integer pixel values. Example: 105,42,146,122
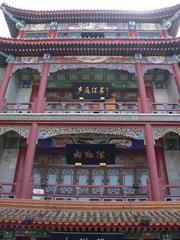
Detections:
0,3,24,29
0,51,15,63
0,50,9,58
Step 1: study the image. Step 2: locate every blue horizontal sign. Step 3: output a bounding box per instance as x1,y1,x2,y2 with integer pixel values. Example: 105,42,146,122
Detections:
66,144,115,164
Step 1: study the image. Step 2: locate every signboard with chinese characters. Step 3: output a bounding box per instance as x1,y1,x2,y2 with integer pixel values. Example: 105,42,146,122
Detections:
66,144,115,164
51,232,124,240
72,82,111,99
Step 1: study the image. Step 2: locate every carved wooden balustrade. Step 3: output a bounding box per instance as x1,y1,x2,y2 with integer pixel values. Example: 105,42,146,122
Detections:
45,101,139,113
1,101,180,114
1,102,33,113
0,182,16,198
0,181,179,201
164,184,180,201
151,102,180,114
32,183,148,201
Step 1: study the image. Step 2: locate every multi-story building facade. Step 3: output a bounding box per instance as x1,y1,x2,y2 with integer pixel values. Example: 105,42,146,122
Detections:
0,2,179,240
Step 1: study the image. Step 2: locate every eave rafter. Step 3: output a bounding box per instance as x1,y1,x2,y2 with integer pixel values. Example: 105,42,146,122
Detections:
0,37,179,57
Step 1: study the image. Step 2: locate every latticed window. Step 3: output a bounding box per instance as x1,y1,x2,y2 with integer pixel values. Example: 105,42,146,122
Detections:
136,23,161,30
123,169,134,194
32,168,41,185
104,32,117,39
56,32,69,39
76,169,89,194
92,169,104,194
107,169,120,194
25,23,50,31
60,169,74,194
46,169,58,193
24,32,48,39
137,31,162,39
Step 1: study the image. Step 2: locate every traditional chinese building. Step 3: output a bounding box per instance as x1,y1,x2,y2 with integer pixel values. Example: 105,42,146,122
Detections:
0,2,179,240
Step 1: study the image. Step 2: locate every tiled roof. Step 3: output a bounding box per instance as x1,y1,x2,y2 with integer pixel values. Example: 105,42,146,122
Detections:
0,37,179,59
1,4,180,38
0,200,179,231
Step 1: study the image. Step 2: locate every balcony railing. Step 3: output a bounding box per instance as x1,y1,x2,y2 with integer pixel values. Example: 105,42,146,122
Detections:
1,102,33,113
152,102,180,114
0,182,179,201
45,101,139,113
1,101,180,114
32,183,148,201
164,184,180,201
0,182,16,198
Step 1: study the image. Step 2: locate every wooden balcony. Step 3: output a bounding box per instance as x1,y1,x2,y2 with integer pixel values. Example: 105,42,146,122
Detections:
1,100,180,114
32,183,148,202
0,182,179,202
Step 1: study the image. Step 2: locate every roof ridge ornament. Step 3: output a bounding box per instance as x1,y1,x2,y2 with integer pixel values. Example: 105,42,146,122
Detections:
0,3,24,29
162,9,180,29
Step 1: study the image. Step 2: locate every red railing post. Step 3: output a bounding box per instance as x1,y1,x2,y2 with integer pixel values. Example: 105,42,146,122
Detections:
31,98,37,113
159,178,165,200
147,98,152,113
0,99,5,112
15,179,22,198
147,180,152,201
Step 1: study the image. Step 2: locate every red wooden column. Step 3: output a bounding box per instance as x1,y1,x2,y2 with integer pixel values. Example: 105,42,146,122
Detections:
135,56,149,113
144,124,162,201
34,59,50,113
155,140,169,184
48,22,57,38
146,82,155,103
30,85,39,102
129,21,137,38
13,141,27,198
17,27,25,39
0,62,14,106
19,123,39,198
161,29,169,38
172,63,180,94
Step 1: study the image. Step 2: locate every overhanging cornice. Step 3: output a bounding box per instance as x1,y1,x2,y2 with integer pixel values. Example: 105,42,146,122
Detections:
0,37,179,58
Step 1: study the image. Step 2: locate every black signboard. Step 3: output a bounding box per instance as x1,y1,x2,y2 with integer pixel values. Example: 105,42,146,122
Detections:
51,232,124,240
72,82,111,99
66,144,115,165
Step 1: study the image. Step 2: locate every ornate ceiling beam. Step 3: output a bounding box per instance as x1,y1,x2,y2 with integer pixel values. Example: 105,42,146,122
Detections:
39,126,144,139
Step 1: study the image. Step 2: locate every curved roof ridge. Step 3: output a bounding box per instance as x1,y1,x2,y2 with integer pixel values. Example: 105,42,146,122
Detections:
1,2,180,14
1,3,180,38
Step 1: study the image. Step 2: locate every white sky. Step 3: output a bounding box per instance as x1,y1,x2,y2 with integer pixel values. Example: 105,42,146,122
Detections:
0,0,180,37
